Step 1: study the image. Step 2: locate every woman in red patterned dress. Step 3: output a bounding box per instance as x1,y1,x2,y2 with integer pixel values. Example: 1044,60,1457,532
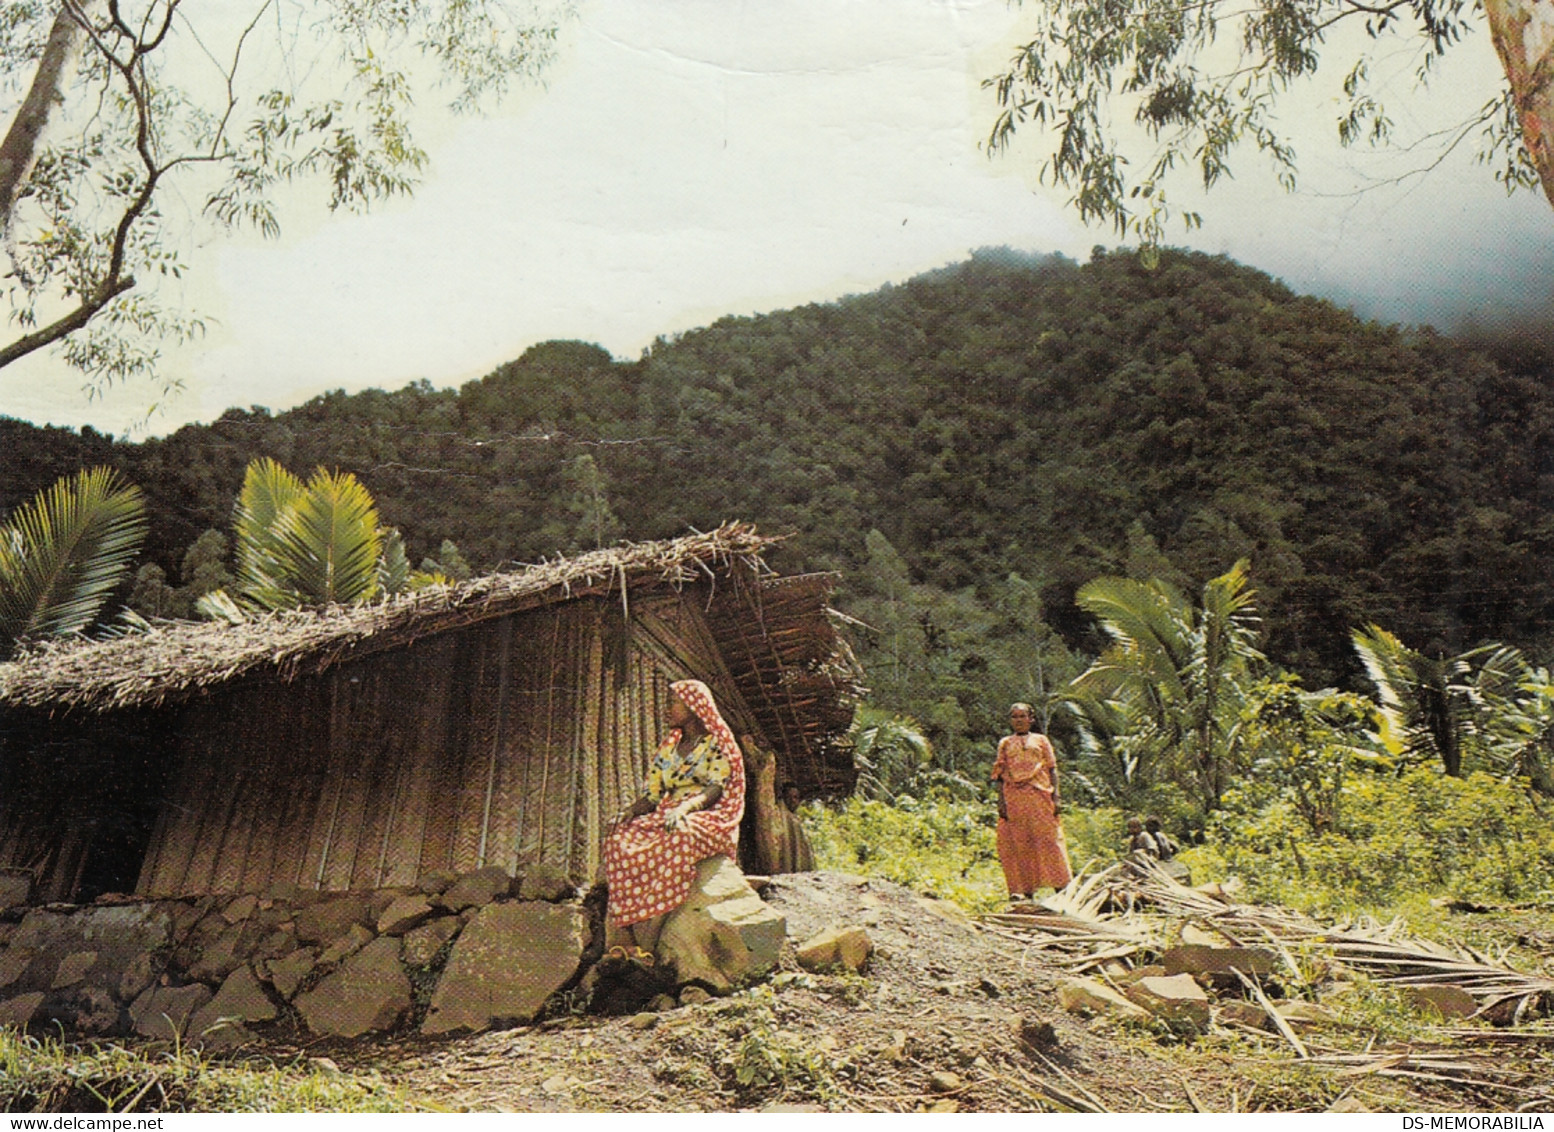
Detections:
991,702,1072,902
602,679,745,956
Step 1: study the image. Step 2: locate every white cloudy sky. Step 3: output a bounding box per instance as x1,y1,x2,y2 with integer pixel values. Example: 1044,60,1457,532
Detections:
3,0,1551,435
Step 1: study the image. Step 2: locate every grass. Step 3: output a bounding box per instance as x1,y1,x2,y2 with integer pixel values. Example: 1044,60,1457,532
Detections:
0,1029,425,1113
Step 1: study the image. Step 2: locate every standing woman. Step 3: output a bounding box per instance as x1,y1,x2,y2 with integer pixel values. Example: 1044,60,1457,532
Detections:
602,679,746,956
991,702,1072,902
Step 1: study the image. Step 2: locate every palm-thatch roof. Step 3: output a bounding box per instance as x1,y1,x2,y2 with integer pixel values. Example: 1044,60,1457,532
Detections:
0,523,863,789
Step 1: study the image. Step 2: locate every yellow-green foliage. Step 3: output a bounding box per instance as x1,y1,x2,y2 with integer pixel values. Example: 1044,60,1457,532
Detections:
0,1030,421,1113
804,794,1120,910
804,796,1006,911
1193,768,1554,916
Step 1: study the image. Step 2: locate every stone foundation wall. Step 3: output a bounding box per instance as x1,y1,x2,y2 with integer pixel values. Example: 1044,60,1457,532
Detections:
0,863,599,1046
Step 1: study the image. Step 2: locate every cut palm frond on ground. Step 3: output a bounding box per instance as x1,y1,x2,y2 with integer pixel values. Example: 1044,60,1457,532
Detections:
978,862,1554,1023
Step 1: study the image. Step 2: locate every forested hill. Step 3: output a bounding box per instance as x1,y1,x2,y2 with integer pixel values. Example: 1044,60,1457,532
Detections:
4,247,1552,697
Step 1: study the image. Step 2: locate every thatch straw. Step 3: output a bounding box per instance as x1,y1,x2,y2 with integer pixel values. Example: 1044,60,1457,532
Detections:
0,523,820,713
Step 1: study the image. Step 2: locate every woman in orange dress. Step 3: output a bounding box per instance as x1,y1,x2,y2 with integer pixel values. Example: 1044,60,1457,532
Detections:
602,679,745,956
991,702,1072,901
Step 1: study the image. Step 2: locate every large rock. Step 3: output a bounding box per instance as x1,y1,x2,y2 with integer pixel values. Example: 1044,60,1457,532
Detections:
795,926,872,973
1160,945,1276,978
130,983,213,1040
377,895,434,936
1057,977,1152,1022
49,986,120,1035
422,902,587,1035
189,965,279,1047
1124,973,1212,1029
5,906,173,998
295,937,411,1038
401,917,462,968
262,948,318,1000
185,923,249,984
435,867,514,912
654,856,786,992
51,951,97,990
294,895,373,947
0,992,45,1028
518,862,576,903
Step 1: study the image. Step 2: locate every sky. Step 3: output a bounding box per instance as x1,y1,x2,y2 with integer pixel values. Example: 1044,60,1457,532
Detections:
3,0,1552,436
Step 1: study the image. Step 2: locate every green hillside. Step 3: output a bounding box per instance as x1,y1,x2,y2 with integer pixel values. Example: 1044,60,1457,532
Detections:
4,247,1551,751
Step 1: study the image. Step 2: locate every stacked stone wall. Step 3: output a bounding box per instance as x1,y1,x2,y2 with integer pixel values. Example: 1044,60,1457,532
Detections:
0,863,597,1045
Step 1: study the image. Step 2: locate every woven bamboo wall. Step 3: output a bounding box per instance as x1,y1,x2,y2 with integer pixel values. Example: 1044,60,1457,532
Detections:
134,590,765,897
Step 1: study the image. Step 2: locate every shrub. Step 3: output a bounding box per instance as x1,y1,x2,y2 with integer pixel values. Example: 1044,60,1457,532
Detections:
1195,768,1554,916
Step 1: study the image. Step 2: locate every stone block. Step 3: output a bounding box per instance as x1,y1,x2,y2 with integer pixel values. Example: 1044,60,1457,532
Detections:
263,948,318,1000
1406,984,1478,1020
131,983,213,1040
118,953,159,1001
0,949,35,990
51,950,97,990
221,895,259,924
185,923,248,984
1216,1000,1272,1030
1161,945,1276,978
0,873,31,910
7,906,172,999
518,862,576,903
377,895,434,936
401,916,462,968
1057,977,1152,1022
294,895,373,946
416,869,459,896
1124,974,1212,1029
189,965,279,1046
0,992,45,1028
51,986,119,1035
435,867,514,912
319,924,375,965
296,937,411,1038
795,926,872,973
422,902,587,1035
654,856,786,992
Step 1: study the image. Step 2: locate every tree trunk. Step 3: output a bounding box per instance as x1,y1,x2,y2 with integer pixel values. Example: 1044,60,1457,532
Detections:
739,735,787,875
0,3,91,238
1484,0,1554,211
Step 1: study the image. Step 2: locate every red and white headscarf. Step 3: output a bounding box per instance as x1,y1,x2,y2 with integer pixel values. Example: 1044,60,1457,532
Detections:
670,678,742,780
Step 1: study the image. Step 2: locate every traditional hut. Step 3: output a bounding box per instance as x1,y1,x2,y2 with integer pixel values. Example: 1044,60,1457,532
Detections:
0,524,861,906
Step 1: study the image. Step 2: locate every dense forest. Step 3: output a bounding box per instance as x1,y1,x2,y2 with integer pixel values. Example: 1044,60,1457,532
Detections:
4,247,1552,761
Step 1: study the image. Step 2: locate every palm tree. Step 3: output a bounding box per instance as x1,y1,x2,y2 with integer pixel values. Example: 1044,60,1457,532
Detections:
199,458,413,618
849,706,934,801
1072,559,1263,813
0,467,147,659
1351,625,1485,778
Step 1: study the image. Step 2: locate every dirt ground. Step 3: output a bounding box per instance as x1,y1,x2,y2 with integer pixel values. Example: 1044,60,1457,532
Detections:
302,872,1554,1113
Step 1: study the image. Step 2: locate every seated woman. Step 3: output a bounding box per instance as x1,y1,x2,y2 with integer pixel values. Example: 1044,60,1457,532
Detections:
602,679,746,957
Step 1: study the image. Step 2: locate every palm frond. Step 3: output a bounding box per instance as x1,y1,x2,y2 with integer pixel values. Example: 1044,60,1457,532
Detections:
268,468,383,606
232,458,306,609
0,467,147,655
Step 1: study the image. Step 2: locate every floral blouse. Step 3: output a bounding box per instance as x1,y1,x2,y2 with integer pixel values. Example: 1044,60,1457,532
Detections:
645,732,732,804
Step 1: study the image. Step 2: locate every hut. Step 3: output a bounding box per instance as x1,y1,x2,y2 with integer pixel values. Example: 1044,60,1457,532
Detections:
0,524,861,907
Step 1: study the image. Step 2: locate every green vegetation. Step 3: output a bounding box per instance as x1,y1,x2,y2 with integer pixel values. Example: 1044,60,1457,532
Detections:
0,1030,421,1112
8,250,1552,762
0,467,146,660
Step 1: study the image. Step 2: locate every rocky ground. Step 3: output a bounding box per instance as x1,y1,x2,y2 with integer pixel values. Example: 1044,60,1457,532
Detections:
294,872,1554,1113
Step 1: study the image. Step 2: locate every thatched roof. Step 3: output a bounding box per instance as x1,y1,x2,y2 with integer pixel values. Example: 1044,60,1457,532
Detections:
0,527,864,781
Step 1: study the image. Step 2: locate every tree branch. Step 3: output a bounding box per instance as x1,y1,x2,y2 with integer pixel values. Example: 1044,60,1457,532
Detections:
0,274,135,370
